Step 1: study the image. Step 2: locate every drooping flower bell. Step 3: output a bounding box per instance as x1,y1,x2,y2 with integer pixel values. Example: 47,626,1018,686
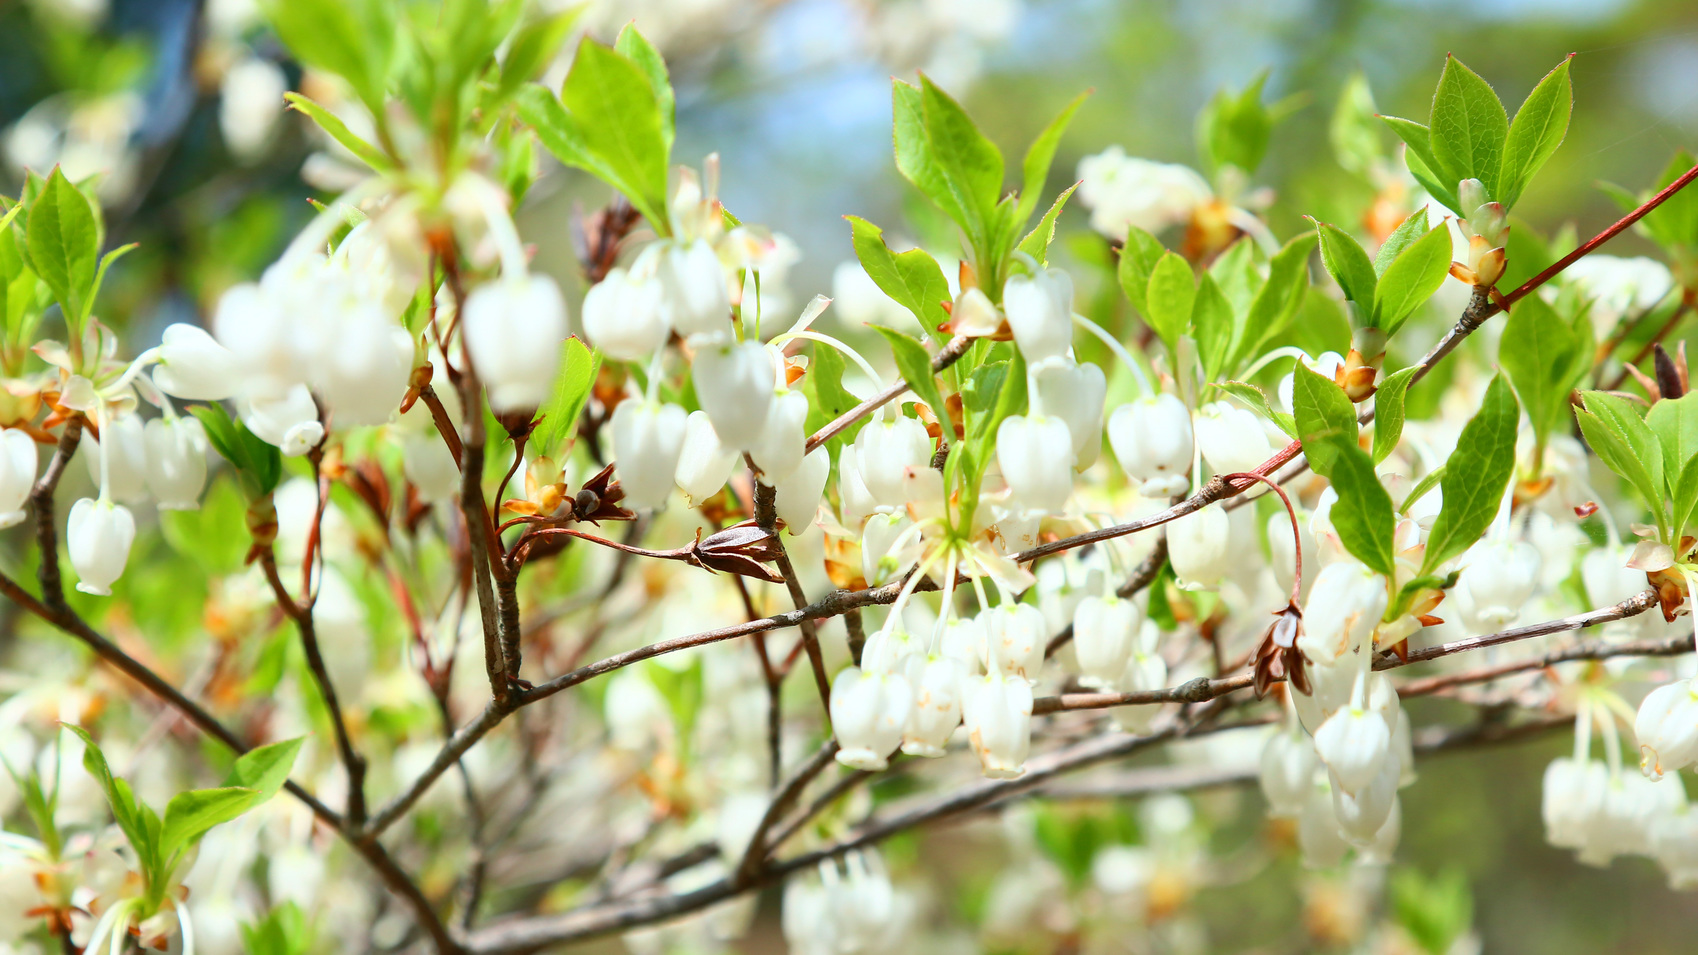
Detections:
981,603,1046,682
1031,357,1106,470
1194,401,1273,478
1313,703,1391,797
143,416,208,510
242,384,324,456
610,400,689,511
1167,505,1232,588
68,498,136,596
830,665,914,771
855,413,936,512
661,239,731,339
462,273,568,413
0,428,38,528
996,414,1074,516
674,410,739,503
1636,680,1698,781
774,446,830,531
691,338,775,451
1071,593,1140,689
749,389,809,484
83,411,148,505
582,264,670,361
1107,392,1193,498
1455,539,1540,631
963,672,1033,778
1002,267,1075,363
1260,727,1319,818
150,322,239,400
900,654,966,757
1296,560,1387,664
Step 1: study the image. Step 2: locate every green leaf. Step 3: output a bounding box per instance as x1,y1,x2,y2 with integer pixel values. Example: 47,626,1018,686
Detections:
283,93,393,172
190,404,284,500
892,78,1005,255
62,725,155,867
1016,183,1078,266
1382,116,1462,212
560,38,671,233
225,737,304,803
1639,151,1698,253
1392,868,1474,955
1498,295,1577,453
873,326,949,426
1400,465,1445,516
262,0,393,113
498,9,585,105
26,167,99,330
1192,274,1234,382
1422,375,1520,575
1429,55,1508,199
1499,56,1573,209
1673,455,1698,540
805,340,867,452
531,338,601,458
1576,404,1663,527
614,25,675,152
161,477,249,575
1371,366,1419,464
1233,231,1315,369
1117,225,1167,316
1373,207,1431,276
1197,71,1273,175
1584,390,1665,502
1322,436,1397,577
1330,72,1383,178
1015,92,1087,225
1145,561,1178,631
1144,252,1195,354
846,216,951,334
1373,221,1453,333
1313,221,1376,310
1646,391,1698,481
1291,360,1358,477
160,787,259,860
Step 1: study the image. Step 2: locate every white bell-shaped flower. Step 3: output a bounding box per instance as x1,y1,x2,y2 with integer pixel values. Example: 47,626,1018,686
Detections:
1543,756,1610,850
674,410,739,503
143,416,207,510
1456,539,1541,630
749,389,808,484
981,603,1045,682
83,411,148,504
1108,393,1193,498
1292,654,1358,734
692,338,775,451
1330,747,1400,843
582,265,669,361
1195,401,1273,477
610,400,688,511
1260,728,1319,818
963,672,1033,779
242,384,323,456
1637,680,1698,781
1297,778,1351,868
212,279,303,400
315,311,414,426
1654,810,1698,889
68,498,136,596
1111,632,1167,735
855,414,935,511
462,273,568,413
151,323,238,400
775,445,829,531
836,443,879,529
938,615,985,676
861,512,917,586
901,654,966,757
1002,267,1074,362
1031,357,1106,470
830,665,913,771
1313,704,1391,796
0,428,38,528
662,239,731,338
1071,594,1139,689
996,414,1073,516
1166,505,1231,587
1296,560,1387,664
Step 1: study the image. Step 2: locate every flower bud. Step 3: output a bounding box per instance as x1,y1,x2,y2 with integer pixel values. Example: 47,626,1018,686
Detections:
1032,357,1106,470
996,414,1074,516
1636,680,1698,781
1194,402,1273,477
1167,505,1231,588
1260,729,1319,818
749,389,809,484
830,666,913,771
463,273,568,414
610,400,688,511
901,654,966,757
0,428,38,528
1071,594,1139,689
855,414,935,511
1107,393,1193,498
1313,706,1391,796
1296,560,1387,664
1002,267,1075,362
662,239,731,339
775,446,829,531
242,384,324,456
963,672,1033,778
583,266,669,361
143,416,208,510
68,498,136,596
981,603,1045,681
692,339,775,451
674,410,739,503
1455,540,1540,630
83,412,148,504
151,323,239,400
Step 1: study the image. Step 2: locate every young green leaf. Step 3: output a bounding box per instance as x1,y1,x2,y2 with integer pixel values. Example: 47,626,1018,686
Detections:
226,737,306,803
1422,374,1520,575
1314,221,1376,309
1499,56,1573,210
560,38,671,233
283,93,393,172
531,338,601,458
1373,207,1431,276
25,168,99,328
1429,55,1508,199
873,326,949,424
1331,72,1383,178
614,25,675,152
1673,455,1698,541
1117,226,1167,317
1381,115,1462,213
1371,366,1420,463
1015,92,1087,225
161,787,260,860
1497,295,1577,454
1374,221,1452,333
1321,436,1397,577
262,0,395,113
498,9,586,105
846,215,951,334
1144,253,1195,353
1016,183,1078,266
1212,381,1297,437
1197,71,1274,175
62,725,154,866
805,340,867,452
1291,360,1358,478
1192,274,1235,382
1233,231,1316,368
1583,390,1665,505
1646,391,1698,480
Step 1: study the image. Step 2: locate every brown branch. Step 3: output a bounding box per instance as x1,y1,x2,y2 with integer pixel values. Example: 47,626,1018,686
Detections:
752,475,833,717
803,334,972,454
30,416,83,610
1044,534,1169,659
421,384,465,466
734,739,839,882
